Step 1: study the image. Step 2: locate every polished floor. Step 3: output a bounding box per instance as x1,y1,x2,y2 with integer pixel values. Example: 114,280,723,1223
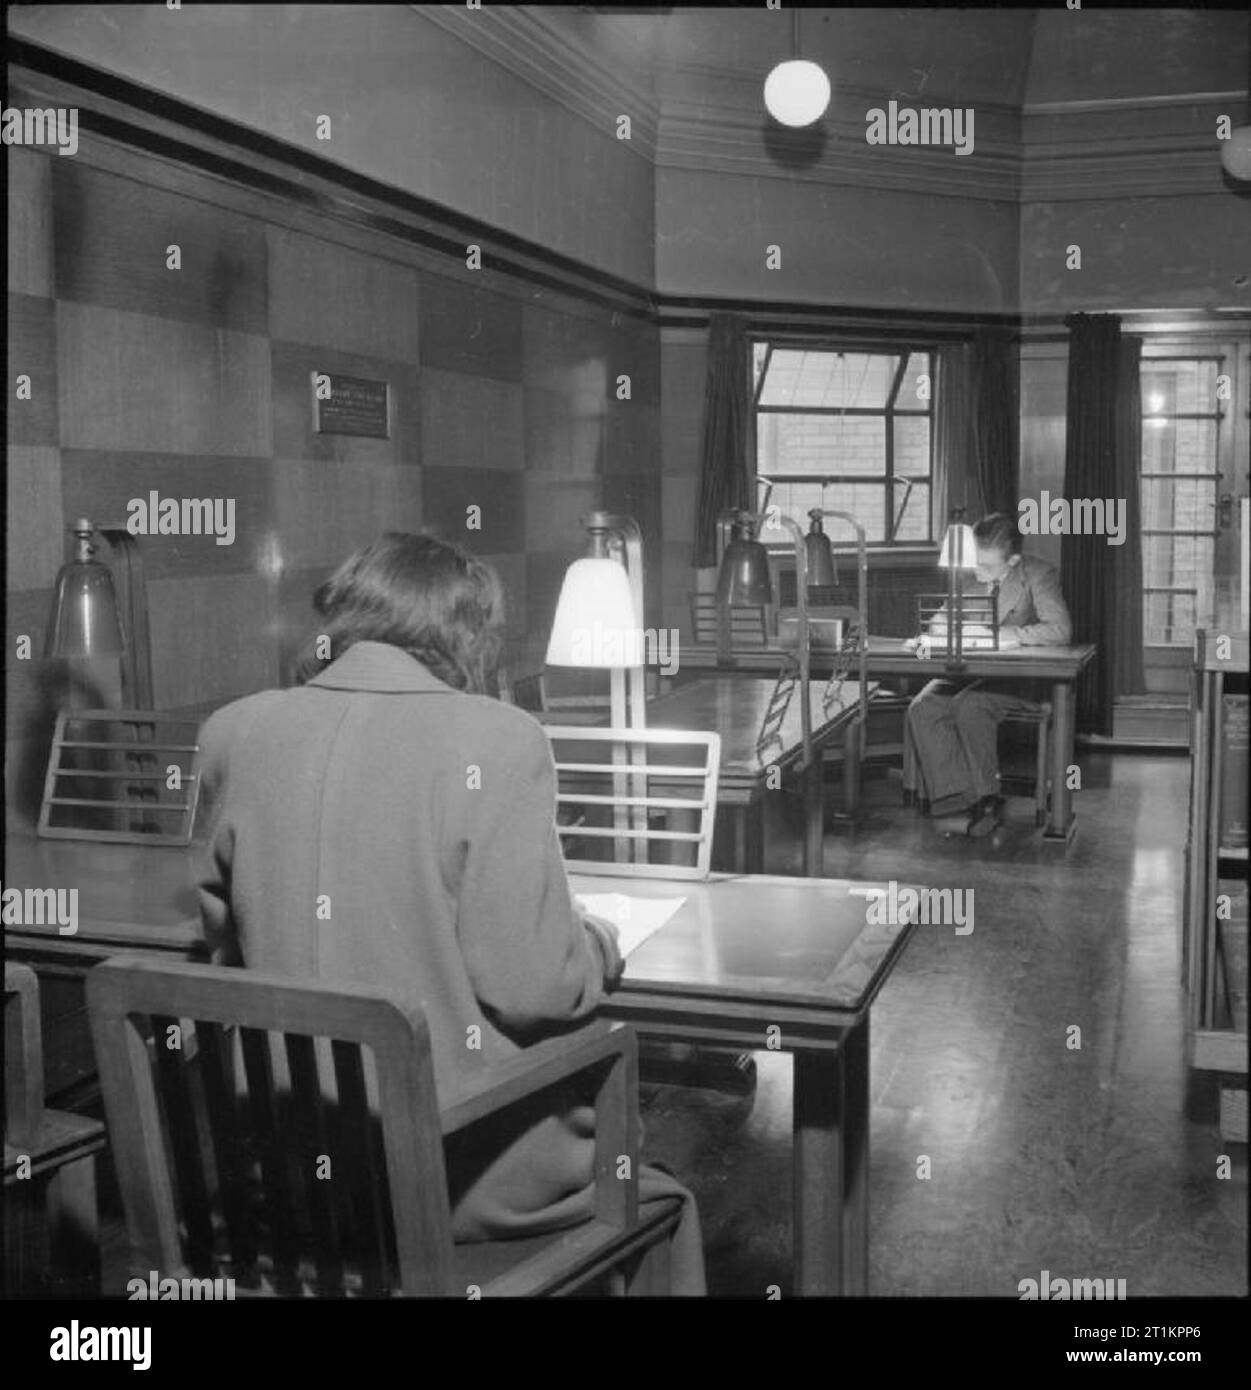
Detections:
638,752,1249,1297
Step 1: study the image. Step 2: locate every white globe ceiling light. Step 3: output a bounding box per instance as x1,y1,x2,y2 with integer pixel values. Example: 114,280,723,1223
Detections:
764,60,831,127
763,10,830,129
1220,125,1251,181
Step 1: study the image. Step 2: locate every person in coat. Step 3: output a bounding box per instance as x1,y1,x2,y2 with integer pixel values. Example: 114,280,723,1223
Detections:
906,511,1073,838
195,531,704,1292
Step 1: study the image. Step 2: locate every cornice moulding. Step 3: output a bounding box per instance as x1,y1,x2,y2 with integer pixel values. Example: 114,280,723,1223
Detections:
417,4,660,158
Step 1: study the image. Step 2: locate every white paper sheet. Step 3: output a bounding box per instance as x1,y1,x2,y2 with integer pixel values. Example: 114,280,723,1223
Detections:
575,893,686,957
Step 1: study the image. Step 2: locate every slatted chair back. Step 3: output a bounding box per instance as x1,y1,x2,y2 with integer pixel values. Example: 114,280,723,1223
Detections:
38,709,202,844
87,958,453,1297
87,958,668,1297
545,726,721,880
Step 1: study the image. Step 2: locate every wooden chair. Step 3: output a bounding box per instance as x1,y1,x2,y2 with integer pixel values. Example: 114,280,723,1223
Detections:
904,702,1053,826
86,956,680,1297
545,726,721,879
4,963,106,1298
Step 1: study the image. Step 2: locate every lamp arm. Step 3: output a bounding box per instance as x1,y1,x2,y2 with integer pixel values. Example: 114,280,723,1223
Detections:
813,509,869,755
742,510,811,767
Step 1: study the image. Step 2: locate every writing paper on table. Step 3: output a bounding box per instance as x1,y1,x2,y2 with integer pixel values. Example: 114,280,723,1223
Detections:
575,893,685,957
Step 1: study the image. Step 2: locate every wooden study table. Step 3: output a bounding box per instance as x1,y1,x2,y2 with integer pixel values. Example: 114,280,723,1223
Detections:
542,676,875,876
3,829,203,1102
571,869,919,1295
675,639,1096,843
4,831,919,1295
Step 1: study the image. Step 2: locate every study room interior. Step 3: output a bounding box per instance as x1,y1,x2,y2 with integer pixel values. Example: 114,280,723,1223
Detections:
4,5,1249,1305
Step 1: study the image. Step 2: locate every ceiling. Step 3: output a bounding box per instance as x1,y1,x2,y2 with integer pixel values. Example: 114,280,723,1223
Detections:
547,7,1246,112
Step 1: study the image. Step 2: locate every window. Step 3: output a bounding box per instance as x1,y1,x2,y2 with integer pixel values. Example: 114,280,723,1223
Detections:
751,344,934,548
1140,357,1222,646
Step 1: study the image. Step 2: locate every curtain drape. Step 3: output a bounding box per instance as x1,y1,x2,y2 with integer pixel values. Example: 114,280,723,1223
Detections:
693,314,750,567
1061,313,1145,734
933,343,971,535
970,327,1020,519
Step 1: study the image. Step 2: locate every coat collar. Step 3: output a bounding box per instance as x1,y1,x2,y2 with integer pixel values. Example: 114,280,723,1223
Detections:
306,641,456,694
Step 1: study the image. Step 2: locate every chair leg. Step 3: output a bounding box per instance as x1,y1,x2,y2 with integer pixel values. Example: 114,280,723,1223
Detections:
902,725,925,809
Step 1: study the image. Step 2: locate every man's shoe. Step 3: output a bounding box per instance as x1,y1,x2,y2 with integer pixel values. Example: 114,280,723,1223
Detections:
966,796,1004,839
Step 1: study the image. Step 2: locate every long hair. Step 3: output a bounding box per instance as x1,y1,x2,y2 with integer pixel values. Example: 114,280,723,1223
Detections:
293,533,504,693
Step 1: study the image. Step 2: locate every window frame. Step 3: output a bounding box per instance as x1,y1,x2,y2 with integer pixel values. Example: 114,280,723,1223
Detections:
1138,346,1233,650
748,337,936,551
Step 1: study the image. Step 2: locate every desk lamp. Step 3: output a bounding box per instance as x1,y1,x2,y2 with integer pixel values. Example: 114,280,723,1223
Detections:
546,511,645,729
938,509,978,665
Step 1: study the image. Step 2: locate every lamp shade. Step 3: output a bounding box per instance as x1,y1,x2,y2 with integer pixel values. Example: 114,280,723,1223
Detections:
804,512,838,588
764,59,831,127
45,520,125,658
717,518,774,607
546,556,640,667
938,523,978,570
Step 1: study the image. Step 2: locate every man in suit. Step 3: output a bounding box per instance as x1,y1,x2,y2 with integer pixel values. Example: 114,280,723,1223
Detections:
907,512,1072,838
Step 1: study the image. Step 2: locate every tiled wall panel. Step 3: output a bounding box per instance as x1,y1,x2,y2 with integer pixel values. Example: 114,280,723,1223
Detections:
6,139,661,821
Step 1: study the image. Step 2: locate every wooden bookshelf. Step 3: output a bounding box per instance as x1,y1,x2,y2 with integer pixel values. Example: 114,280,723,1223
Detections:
1183,630,1249,1140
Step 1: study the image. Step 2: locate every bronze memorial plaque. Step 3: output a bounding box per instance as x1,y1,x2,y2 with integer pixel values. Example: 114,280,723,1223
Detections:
311,371,391,438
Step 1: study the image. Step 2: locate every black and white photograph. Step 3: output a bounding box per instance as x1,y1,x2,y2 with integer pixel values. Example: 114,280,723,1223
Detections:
3,0,1248,1354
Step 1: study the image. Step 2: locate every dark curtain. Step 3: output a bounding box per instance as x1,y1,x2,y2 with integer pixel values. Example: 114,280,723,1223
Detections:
970,327,1020,519
933,343,971,533
1061,314,1145,734
693,313,749,567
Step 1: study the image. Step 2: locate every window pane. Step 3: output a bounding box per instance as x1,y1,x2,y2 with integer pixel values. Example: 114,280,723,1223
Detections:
760,485,887,543
1141,360,1219,417
894,415,930,483
757,350,897,408
757,413,885,477
760,483,888,543
1142,478,1215,532
893,481,930,542
895,352,932,410
1144,590,1197,647
1142,417,1217,475
753,341,768,394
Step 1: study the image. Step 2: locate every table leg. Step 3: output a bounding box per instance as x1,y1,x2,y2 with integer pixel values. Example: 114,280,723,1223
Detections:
793,1025,870,1296
1044,678,1077,844
793,1048,843,1293
841,1018,870,1293
803,759,824,877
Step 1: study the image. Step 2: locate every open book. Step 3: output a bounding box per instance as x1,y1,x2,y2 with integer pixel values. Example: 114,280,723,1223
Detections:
904,625,1021,653
575,893,686,958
